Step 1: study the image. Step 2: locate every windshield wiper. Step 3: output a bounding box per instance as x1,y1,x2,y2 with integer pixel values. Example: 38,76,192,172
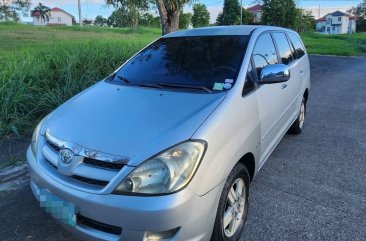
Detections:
115,75,162,89
159,83,212,93
115,75,131,84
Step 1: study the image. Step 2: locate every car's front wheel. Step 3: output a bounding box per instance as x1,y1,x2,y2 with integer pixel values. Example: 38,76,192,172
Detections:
211,163,250,241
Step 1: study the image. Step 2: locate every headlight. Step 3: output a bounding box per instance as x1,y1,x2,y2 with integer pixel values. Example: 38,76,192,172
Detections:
31,123,41,158
31,116,48,158
113,141,207,195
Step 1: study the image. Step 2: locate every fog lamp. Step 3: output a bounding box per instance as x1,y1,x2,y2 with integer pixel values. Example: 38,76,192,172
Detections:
145,227,180,240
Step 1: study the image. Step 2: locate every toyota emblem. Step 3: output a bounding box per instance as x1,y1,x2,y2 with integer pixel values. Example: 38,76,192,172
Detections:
59,148,74,165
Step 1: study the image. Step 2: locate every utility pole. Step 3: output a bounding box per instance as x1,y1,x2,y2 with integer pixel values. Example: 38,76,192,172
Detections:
318,4,320,19
78,0,83,27
240,0,243,25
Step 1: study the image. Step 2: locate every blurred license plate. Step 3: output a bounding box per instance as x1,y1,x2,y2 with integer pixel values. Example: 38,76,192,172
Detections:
39,189,76,227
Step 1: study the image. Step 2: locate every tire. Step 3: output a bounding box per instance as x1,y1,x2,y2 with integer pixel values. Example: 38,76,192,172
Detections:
288,97,306,135
211,163,250,241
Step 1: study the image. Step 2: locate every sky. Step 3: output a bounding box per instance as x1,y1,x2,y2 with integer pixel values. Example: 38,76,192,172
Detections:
25,0,363,23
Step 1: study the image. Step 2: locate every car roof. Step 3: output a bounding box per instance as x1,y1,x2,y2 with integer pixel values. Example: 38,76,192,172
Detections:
163,25,291,38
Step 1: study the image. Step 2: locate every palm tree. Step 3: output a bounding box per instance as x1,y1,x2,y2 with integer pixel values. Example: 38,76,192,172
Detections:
31,3,51,24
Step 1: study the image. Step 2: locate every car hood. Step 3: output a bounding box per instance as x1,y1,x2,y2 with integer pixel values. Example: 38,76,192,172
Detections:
44,81,225,166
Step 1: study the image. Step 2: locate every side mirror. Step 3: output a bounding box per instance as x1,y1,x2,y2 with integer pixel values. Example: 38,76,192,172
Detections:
260,64,290,84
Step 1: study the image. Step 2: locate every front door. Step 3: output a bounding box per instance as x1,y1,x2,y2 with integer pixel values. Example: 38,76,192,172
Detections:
252,32,290,165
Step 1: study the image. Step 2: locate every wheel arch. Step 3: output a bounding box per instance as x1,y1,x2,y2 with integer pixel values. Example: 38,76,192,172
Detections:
238,152,256,181
303,88,309,103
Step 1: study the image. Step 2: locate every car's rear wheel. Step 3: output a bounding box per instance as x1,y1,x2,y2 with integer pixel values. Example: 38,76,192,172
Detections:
211,163,250,241
288,97,306,135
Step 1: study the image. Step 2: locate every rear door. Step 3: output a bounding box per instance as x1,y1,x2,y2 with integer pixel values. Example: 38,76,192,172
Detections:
252,32,290,166
272,32,301,125
287,32,309,115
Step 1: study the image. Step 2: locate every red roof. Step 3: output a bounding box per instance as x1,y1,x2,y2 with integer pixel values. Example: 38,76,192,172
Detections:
349,16,357,20
50,7,74,17
51,7,63,12
247,4,262,12
317,17,326,22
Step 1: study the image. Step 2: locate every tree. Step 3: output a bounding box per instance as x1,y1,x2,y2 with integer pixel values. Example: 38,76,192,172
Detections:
31,3,51,24
107,8,139,27
106,0,149,27
83,18,93,25
106,0,195,34
191,3,210,27
94,15,107,26
0,0,31,22
179,12,191,29
261,0,297,28
349,0,366,32
216,0,241,25
155,0,191,34
139,13,161,27
294,9,315,32
241,7,254,24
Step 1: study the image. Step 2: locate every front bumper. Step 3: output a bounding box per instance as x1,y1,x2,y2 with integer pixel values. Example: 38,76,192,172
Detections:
27,147,223,241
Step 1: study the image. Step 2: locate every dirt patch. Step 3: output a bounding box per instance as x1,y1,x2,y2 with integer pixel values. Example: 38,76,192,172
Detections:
0,136,31,167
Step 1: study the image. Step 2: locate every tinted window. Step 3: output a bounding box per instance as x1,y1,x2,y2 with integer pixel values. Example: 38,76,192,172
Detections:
113,36,249,92
252,33,278,76
287,32,305,59
273,32,293,65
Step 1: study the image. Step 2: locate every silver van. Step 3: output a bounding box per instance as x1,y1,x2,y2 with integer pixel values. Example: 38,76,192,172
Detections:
27,25,310,241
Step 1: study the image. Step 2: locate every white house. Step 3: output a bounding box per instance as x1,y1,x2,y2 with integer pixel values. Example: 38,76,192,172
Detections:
31,7,74,26
247,4,262,23
316,11,356,34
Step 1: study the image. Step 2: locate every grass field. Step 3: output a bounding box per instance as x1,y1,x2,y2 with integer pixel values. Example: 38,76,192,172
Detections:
0,23,160,139
301,32,366,56
0,23,365,139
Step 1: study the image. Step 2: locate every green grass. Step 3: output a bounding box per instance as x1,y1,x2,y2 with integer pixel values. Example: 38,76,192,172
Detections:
0,23,160,55
300,32,366,56
0,23,160,139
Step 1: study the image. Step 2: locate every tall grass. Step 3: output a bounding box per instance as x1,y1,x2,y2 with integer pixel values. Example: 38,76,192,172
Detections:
0,39,155,139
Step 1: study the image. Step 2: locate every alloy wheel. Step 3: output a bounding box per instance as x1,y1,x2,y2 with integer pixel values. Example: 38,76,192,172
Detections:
223,178,246,237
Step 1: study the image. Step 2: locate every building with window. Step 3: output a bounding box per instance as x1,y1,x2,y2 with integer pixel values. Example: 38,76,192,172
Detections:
31,7,74,26
247,4,262,23
316,11,356,34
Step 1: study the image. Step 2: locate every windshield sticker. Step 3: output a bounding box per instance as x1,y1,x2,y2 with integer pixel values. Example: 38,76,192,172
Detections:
225,79,234,83
224,83,232,89
213,83,224,91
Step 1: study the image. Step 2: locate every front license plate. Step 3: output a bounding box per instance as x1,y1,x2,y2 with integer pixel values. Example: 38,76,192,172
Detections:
39,189,76,227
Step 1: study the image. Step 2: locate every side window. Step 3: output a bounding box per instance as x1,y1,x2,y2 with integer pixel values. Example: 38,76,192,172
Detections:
252,33,278,77
272,32,293,65
287,32,305,59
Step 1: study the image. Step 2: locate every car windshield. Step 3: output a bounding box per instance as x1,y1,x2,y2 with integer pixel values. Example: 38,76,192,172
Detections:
112,35,249,92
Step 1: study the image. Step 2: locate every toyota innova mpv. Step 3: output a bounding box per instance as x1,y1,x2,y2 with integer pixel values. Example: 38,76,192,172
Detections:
27,25,310,241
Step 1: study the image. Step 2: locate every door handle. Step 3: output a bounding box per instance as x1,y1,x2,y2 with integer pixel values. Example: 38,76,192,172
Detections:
299,70,304,74
281,83,287,89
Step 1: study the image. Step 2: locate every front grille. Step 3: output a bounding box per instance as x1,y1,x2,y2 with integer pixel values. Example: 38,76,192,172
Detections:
43,135,124,191
47,141,61,153
83,157,124,170
77,214,122,235
46,159,57,170
71,175,108,187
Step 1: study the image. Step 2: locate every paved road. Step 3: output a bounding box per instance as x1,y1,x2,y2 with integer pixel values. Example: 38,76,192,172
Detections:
1,55,365,241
